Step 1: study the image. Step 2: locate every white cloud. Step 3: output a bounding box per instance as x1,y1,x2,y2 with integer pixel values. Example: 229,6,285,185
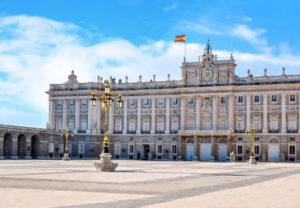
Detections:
0,15,300,127
163,2,179,12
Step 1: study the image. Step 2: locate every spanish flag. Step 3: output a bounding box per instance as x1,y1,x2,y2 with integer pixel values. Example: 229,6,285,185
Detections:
175,35,186,42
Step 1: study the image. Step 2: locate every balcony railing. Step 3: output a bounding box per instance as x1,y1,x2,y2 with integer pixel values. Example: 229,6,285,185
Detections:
100,130,105,134
77,130,86,134
114,131,122,134
179,130,232,135
141,130,150,134
287,129,298,133
127,130,136,134
155,130,165,134
269,129,280,133
170,130,178,134
235,130,245,133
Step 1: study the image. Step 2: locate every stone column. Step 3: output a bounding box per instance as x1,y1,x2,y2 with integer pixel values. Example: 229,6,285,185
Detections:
211,137,215,161
25,137,32,159
91,103,97,134
165,98,170,134
0,137,4,159
212,96,218,130
228,95,234,131
281,93,286,133
137,98,141,134
196,96,201,130
178,137,182,159
87,99,92,133
75,99,80,133
48,99,56,130
108,104,114,134
193,137,198,160
246,95,251,129
151,97,156,134
180,97,185,130
63,99,68,130
263,94,268,133
96,100,101,134
123,99,128,134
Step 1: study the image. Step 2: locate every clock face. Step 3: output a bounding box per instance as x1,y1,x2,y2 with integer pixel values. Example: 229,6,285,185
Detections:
204,70,212,81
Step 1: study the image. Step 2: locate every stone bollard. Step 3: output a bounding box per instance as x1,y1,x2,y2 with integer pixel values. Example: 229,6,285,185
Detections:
94,153,118,172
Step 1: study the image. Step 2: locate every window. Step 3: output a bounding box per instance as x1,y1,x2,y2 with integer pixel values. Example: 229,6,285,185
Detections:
56,119,63,131
271,95,277,103
172,145,177,154
187,118,195,130
220,97,226,104
290,137,295,142
129,144,134,154
171,119,179,131
254,145,260,155
254,96,260,103
270,118,278,130
288,118,297,131
157,119,164,131
130,100,136,107
290,94,296,102
69,100,75,108
143,119,150,131
172,98,178,106
289,146,295,155
81,100,87,107
49,143,54,153
188,98,194,105
237,119,244,130
205,97,210,101
237,145,243,154
114,143,121,154
78,142,84,154
67,143,72,153
157,145,163,154
158,99,164,107
57,100,63,108
254,118,261,130
115,119,122,131
68,120,74,131
80,119,87,130
203,117,211,130
59,143,64,153
238,96,243,104
144,99,150,107
128,119,136,131
255,137,260,142
238,137,243,141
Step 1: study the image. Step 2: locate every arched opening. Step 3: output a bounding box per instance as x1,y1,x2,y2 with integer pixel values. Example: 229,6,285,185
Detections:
200,139,211,161
17,134,27,159
186,139,194,161
218,139,227,162
268,138,280,161
31,135,39,159
3,133,12,159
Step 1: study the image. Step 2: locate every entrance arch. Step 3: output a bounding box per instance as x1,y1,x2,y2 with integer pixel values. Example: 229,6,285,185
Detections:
31,135,39,159
186,139,194,161
3,133,12,159
17,134,26,159
200,139,211,161
268,138,280,161
218,139,227,162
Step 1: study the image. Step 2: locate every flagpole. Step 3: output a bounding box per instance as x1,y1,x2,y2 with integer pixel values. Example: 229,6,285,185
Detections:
185,41,186,58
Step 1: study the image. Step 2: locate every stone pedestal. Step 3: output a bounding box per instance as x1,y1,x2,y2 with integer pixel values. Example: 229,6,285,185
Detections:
280,154,286,162
248,155,257,165
230,151,236,162
94,153,118,172
62,153,70,161
262,154,267,162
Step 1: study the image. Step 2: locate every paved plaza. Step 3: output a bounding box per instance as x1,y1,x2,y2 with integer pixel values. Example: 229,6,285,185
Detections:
0,160,300,208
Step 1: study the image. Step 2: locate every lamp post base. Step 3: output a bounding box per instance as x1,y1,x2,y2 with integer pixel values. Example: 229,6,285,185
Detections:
94,153,118,172
62,153,70,161
248,155,257,165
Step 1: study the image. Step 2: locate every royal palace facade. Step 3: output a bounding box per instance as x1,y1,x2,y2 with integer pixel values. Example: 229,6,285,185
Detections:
1,41,300,162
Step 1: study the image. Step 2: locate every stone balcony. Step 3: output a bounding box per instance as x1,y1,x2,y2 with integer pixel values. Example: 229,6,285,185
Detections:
179,130,233,136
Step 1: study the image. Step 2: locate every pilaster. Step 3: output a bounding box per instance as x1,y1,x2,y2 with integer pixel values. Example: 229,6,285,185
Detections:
196,96,201,130
281,93,286,133
180,97,185,130
193,137,198,160
263,94,268,133
87,99,92,133
75,99,80,133
63,99,68,130
228,95,234,131
212,96,217,130
123,99,128,134
11,138,18,159
165,98,170,134
137,98,141,134
49,99,56,130
151,97,156,134
246,95,251,129
108,104,114,134
0,137,4,159
25,137,32,159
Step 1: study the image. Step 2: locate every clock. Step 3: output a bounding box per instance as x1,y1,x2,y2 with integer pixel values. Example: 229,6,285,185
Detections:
204,69,212,81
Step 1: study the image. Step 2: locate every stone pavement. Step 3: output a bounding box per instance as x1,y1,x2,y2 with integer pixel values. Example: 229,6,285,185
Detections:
0,160,300,208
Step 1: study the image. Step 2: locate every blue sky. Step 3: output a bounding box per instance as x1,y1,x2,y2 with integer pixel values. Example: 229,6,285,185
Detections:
0,0,300,128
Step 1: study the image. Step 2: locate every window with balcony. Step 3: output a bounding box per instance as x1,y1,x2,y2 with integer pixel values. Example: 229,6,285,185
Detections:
236,119,244,130
157,144,163,154
290,94,296,103
142,119,150,133
288,118,297,132
219,118,227,130
157,119,164,132
238,96,244,104
289,145,295,155
253,118,261,130
80,119,87,131
128,119,136,131
171,118,179,132
187,117,195,130
203,117,211,130
115,119,122,132
270,118,278,130
172,145,177,154
237,145,243,154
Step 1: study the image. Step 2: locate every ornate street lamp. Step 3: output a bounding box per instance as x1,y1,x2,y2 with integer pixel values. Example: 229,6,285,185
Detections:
246,123,258,164
91,79,123,171
60,125,73,161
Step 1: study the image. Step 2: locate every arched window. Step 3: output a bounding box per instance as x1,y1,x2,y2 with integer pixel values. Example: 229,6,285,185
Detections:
128,119,136,131
203,116,211,130
115,119,122,131
187,117,195,130
219,118,227,130
157,118,164,131
80,119,87,130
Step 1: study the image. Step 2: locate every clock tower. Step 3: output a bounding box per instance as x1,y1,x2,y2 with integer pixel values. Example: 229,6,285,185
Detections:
181,40,236,85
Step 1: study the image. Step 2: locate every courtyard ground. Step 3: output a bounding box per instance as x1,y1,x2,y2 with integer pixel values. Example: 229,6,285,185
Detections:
0,160,300,208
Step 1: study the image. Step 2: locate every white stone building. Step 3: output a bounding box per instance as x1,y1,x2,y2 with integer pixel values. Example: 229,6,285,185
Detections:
43,40,300,162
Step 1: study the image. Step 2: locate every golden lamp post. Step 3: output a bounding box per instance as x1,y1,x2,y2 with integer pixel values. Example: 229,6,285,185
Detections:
60,125,73,161
91,79,123,171
246,123,258,164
